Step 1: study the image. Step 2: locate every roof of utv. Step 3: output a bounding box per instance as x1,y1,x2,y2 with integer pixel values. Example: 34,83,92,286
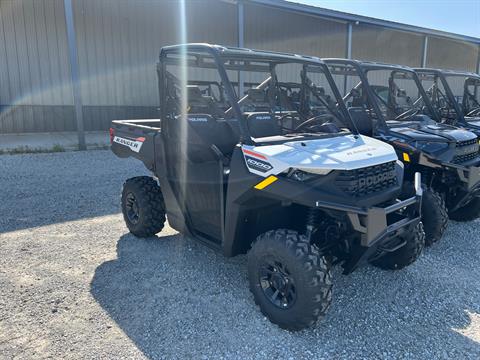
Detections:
160,43,326,65
414,67,480,79
323,58,416,73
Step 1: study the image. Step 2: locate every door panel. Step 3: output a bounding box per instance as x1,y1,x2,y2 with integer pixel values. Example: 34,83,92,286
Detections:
163,116,224,242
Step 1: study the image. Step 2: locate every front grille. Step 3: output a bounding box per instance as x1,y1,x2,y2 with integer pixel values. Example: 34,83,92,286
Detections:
457,138,478,147
453,138,480,164
336,161,398,197
453,152,478,164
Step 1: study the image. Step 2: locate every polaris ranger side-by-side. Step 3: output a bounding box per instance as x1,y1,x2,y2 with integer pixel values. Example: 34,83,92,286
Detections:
414,68,480,220
324,59,480,245
111,44,424,331
414,69,480,134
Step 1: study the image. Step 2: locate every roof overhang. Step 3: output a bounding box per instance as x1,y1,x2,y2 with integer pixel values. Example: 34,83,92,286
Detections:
228,0,480,45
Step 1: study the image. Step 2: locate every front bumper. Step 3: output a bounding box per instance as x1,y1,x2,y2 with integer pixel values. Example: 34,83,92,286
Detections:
455,164,480,190
314,172,423,248
314,173,423,274
251,170,423,274
419,153,480,191
445,163,480,211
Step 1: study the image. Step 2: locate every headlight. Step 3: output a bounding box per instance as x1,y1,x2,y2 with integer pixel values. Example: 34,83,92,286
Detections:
287,168,331,181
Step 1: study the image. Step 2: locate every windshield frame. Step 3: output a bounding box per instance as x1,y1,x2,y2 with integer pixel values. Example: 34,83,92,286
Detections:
416,69,466,125
364,66,440,123
159,44,359,146
416,69,480,124
461,75,480,117
323,59,440,133
298,63,359,132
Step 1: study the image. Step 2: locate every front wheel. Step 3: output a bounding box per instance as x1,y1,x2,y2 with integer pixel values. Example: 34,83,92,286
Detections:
247,229,333,331
422,187,448,246
403,183,447,246
121,176,166,237
371,222,425,270
448,197,480,222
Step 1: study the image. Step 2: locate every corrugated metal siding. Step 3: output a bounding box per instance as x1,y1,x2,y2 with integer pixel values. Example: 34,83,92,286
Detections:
352,24,424,67
0,0,237,133
72,0,238,131
244,3,347,58
0,0,74,133
426,37,479,72
0,0,478,134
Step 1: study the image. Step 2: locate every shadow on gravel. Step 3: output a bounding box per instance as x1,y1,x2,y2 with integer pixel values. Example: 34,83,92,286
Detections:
91,233,480,359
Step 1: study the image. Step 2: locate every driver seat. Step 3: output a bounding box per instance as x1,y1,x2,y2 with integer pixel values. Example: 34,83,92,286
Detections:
187,85,223,117
351,91,365,107
246,113,281,138
244,89,271,112
348,107,373,136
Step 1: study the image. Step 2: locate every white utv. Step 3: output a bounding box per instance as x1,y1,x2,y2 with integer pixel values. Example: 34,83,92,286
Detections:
110,44,424,331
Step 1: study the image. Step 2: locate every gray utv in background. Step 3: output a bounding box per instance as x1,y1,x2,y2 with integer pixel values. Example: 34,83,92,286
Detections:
414,68,480,220
324,59,480,245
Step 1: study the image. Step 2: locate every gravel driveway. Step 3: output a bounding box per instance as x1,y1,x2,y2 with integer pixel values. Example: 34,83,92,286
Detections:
1,150,479,359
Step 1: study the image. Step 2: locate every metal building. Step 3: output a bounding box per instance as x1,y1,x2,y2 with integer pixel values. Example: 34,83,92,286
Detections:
1,0,479,147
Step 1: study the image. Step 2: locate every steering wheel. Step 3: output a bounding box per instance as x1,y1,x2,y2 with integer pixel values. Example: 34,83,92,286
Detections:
395,108,419,120
295,114,333,132
467,108,480,117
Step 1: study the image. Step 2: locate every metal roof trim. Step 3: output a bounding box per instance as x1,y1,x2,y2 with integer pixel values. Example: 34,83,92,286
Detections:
241,0,480,45
414,68,480,78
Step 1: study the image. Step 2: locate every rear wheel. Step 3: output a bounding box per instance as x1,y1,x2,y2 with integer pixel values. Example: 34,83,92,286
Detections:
448,197,480,222
371,222,425,270
121,176,166,237
247,229,332,331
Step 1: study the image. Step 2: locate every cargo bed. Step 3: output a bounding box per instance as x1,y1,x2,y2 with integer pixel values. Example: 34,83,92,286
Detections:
110,119,161,171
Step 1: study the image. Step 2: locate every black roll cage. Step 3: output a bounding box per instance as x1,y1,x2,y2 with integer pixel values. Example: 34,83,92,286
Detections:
464,77,480,113
415,68,480,123
157,44,358,145
323,58,441,134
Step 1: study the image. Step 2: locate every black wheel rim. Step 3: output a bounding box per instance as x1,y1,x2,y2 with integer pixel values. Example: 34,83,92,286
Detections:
259,259,297,309
125,192,140,224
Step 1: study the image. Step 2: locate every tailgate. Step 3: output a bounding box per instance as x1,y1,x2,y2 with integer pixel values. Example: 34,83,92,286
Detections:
110,119,161,171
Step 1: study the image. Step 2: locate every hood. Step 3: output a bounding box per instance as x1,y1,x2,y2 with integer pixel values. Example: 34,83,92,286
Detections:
242,134,398,177
465,117,480,131
390,122,478,143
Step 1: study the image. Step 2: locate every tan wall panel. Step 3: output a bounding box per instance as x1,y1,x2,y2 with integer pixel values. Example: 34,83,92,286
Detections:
0,0,73,106
426,37,479,72
0,0,73,133
352,24,424,67
244,3,347,58
73,0,238,107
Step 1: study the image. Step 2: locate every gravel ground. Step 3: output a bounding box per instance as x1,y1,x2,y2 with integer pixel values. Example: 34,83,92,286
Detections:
1,150,479,359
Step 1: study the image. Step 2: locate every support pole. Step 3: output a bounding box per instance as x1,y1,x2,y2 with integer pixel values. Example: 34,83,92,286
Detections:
238,1,244,48
476,45,480,74
421,36,429,68
238,1,245,97
64,0,86,150
343,22,353,95
346,23,352,59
